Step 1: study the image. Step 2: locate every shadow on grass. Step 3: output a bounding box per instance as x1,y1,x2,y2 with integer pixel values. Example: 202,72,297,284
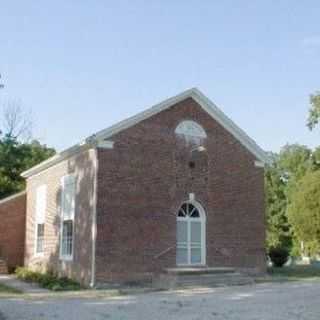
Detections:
268,265,320,278
256,265,320,283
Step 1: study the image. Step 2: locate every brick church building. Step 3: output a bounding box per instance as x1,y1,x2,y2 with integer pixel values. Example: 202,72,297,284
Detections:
1,88,268,287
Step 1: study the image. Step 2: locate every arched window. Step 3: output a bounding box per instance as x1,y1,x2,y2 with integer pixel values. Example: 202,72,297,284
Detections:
175,120,207,147
176,201,206,265
175,120,207,139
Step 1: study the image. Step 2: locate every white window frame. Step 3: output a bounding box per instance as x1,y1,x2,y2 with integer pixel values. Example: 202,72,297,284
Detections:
34,185,47,256
59,174,76,261
176,201,206,266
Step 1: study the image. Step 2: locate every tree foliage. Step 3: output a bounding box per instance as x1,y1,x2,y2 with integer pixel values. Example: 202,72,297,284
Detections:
307,92,320,130
278,144,312,183
265,154,290,249
0,103,55,199
265,144,314,253
287,170,320,257
0,135,55,199
269,247,289,267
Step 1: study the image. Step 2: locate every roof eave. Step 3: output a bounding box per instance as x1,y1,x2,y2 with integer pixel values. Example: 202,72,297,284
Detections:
21,87,269,178
95,87,269,164
21,143,90,178
190,89,270,164
21,138,115,179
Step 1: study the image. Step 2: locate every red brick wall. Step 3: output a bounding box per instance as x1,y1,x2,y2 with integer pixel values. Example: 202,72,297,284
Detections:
95,97,265,284
0,192,26,271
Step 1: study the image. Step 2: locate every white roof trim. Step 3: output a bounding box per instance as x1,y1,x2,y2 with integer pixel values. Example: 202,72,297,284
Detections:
21,88,268,178
0,191,26,205
95,87,268,163
21,143,90,178
97,140,114,149
254,160,265,168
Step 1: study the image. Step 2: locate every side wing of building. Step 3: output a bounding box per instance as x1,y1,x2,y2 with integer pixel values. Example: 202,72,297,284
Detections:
24,149,96,285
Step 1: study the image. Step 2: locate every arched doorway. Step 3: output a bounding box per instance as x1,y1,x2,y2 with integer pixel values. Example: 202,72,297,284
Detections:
176,201,206,266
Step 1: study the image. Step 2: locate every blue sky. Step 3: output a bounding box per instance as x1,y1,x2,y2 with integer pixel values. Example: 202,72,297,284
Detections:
0,1,319,152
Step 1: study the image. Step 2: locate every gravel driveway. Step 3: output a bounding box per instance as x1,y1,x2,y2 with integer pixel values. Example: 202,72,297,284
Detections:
0,280,320,320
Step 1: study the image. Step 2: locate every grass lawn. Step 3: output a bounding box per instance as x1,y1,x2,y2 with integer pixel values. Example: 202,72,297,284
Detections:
0,283,21,294
264,265,320,282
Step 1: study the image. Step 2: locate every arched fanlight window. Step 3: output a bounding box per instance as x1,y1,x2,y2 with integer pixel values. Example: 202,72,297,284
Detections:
177,203,200,218
175,120,207,147
176,201,206,266
175,120,207,139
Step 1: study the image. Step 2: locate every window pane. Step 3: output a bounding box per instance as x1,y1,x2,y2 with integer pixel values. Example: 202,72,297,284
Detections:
62,220,73,257
187,204,195,216
191,248,202,264
36,223,45,253
62,176,75,221
178,209,186,217
190,208,200,218
181,203,188,214
176,248,188,265
177,221,188,243
190,221,201,244
63,185,74,220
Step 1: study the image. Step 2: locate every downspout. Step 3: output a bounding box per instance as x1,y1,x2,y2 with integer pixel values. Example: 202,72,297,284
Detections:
90,146,98,288
88,136,113,288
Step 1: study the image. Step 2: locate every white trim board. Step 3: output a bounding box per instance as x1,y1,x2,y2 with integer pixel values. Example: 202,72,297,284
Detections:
94,88,268,163
0,191,26,205
21,140,114,178
21,88,269,178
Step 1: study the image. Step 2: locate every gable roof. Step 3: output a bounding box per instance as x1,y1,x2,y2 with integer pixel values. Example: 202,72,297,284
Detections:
21,88,269,178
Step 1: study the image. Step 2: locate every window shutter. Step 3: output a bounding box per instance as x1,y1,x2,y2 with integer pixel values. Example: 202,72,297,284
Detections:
36,185,47,224
61,175,76,220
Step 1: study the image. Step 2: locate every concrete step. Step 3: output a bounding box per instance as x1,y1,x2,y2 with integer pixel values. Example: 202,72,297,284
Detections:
153,268,254,289
165,267,236,275
176,275,254,288
0,259,8,274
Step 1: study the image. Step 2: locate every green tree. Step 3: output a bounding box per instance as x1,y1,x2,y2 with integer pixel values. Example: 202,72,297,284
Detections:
265,155,291,249
310,146,320,171
0,103,55,199
278,144,312,183
307,92,320,130
0,135,55,198
287,170,320,257
265,144,314,253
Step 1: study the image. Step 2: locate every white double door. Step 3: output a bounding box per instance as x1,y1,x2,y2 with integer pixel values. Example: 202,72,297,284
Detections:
176,216,205,266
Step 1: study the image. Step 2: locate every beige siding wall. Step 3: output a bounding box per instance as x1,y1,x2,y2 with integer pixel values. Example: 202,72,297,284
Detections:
25,148,96,286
